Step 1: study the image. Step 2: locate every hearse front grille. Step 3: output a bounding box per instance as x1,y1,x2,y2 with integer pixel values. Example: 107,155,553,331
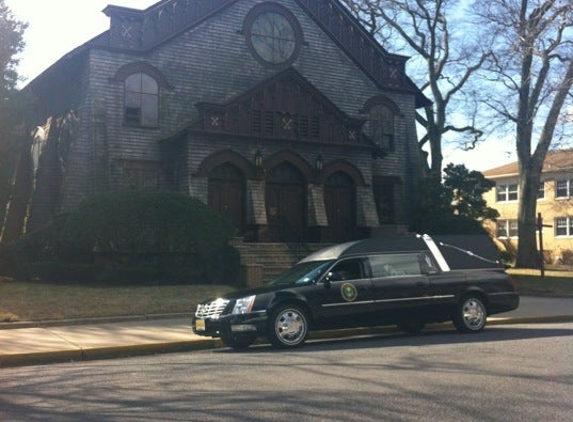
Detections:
195,298,230,319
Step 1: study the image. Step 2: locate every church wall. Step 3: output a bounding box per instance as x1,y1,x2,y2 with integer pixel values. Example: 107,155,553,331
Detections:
27,0,424,238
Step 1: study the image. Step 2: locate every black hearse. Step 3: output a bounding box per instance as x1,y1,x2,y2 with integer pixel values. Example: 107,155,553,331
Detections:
192,234,519,349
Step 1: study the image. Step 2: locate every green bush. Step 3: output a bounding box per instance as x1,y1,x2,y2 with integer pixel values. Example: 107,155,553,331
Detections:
59,190,235,258
0,190,240,285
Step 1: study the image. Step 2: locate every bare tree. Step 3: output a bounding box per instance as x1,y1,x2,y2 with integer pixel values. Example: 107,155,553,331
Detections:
477,0,573,267
0,0,27,242
341,0,489,178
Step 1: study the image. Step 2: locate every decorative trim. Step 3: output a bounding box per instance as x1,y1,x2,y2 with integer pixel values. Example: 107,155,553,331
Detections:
196,149,257,179
320,159,366,186
361,95,403,116
110,61,173,89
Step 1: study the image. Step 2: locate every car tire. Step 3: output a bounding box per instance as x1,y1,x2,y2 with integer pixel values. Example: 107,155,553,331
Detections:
397,321,425,334
268,304,308,349
453,296,487,333
220,332,256,349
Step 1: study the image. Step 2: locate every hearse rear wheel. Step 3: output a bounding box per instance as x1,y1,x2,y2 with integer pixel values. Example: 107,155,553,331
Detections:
453,296,487,333
268,304,308,349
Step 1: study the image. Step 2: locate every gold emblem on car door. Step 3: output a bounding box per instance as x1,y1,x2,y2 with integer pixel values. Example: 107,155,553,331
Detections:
341,283,358,302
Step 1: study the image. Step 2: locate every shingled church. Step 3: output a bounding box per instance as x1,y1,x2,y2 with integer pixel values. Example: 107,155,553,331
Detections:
16,0,429,244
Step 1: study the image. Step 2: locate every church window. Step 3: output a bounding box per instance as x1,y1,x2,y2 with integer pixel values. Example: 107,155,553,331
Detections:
367,104,394,150
124,73,159,127
244,3,303,68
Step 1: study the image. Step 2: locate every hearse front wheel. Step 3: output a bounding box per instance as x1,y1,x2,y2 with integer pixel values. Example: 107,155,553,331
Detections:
268,304,308,348
453,296,487,333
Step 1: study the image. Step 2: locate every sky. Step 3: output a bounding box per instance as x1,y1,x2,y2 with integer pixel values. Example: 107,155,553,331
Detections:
4,0,516,172
5,0,157,84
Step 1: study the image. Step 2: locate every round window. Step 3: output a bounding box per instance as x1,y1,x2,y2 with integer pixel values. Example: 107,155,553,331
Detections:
245,4,302,67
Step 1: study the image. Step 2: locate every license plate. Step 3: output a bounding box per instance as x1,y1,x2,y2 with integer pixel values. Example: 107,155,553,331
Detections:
195,319,205,331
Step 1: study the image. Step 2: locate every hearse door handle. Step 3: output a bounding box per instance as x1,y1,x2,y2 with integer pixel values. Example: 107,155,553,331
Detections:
415,281,426,287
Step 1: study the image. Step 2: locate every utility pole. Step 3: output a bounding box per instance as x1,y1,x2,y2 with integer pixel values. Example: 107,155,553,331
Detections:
536,212,552,279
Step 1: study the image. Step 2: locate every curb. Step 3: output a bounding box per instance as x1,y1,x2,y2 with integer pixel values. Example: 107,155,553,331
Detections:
2,315,572,368
0,339,220,368
0,313,191,330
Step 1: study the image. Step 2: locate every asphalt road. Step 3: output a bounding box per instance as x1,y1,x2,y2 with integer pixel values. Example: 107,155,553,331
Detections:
1,322,572,422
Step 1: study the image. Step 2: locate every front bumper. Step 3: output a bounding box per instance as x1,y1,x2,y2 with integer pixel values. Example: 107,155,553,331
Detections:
191,310,268,338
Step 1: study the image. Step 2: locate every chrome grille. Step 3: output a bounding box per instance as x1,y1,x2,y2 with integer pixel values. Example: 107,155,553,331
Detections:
195,298,230,319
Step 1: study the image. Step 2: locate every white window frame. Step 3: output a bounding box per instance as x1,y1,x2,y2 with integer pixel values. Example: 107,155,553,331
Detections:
496,184,518,202
555,179,573,199
496,219,518,238
537,181,545,200
555,217,573,237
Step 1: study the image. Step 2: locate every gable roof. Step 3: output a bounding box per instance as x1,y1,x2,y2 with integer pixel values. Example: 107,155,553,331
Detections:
171,67,384,154
482,149,573,178
27,0,430,107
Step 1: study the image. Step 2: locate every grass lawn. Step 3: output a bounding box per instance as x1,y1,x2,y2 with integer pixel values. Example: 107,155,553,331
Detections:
0,279,236,323
1,268,571,323
508,268,573,297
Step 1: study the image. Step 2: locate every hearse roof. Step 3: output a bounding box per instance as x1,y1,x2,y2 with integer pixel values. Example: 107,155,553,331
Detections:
300,234,503,270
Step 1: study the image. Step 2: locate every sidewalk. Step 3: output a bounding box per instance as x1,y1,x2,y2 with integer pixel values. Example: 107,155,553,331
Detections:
1,296,572,368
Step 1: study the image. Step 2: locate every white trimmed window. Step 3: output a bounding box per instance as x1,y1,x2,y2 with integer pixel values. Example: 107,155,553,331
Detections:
496,219,518,238
555,217,573,237
496,184,518,202
538,181,545,199
555,179,573,199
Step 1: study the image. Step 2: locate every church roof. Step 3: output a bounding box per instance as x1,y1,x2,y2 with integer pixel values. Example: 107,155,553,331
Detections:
26,0,430,108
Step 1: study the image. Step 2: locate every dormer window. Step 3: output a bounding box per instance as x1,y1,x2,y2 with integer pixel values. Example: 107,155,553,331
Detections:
124,72,159,127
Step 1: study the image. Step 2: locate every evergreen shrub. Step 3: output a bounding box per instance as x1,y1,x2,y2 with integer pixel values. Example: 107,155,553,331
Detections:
0,190,241,285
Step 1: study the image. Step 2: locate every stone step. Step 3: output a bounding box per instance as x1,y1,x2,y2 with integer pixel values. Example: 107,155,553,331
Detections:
235,241,332,286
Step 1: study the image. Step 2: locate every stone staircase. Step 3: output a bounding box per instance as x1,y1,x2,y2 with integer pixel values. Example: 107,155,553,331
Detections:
232,240,332,286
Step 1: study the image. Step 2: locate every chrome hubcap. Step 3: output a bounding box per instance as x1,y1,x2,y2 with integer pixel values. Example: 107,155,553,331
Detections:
276,310,305,344
463,299,485,329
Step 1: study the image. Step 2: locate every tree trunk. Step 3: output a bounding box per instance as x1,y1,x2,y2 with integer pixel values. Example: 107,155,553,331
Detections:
515,167,542,268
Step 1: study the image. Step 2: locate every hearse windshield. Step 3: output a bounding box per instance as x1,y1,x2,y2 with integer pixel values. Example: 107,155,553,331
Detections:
269,260,334,286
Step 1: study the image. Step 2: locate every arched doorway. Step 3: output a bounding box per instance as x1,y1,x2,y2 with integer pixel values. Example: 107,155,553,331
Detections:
208,163,246,235
266,162,306,242
325,171,356,242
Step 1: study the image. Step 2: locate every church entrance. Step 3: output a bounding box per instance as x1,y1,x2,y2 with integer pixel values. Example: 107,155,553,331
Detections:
208,163,246,235
265,162,306,242
324,171,356,242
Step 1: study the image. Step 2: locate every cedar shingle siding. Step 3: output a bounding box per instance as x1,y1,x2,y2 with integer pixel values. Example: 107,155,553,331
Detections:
21,0,428,243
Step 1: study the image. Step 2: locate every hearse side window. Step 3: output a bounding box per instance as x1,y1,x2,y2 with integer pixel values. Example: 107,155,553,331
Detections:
328,259,364,281
369,254,422,278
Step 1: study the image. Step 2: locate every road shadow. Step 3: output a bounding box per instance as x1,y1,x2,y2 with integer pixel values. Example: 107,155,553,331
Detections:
215,323,573,354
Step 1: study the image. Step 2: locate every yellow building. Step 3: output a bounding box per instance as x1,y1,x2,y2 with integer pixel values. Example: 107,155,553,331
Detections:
482,149,573,264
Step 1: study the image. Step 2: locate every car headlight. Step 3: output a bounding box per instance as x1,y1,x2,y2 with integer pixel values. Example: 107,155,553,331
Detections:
232,295,256,314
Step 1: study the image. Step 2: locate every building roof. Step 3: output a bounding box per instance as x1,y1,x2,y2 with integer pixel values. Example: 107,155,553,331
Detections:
25,0,431,108
482,149,573,178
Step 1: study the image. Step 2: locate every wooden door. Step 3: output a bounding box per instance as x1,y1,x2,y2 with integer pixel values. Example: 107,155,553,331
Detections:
208,163,245,235
266,163,306,241
325,171,356,242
